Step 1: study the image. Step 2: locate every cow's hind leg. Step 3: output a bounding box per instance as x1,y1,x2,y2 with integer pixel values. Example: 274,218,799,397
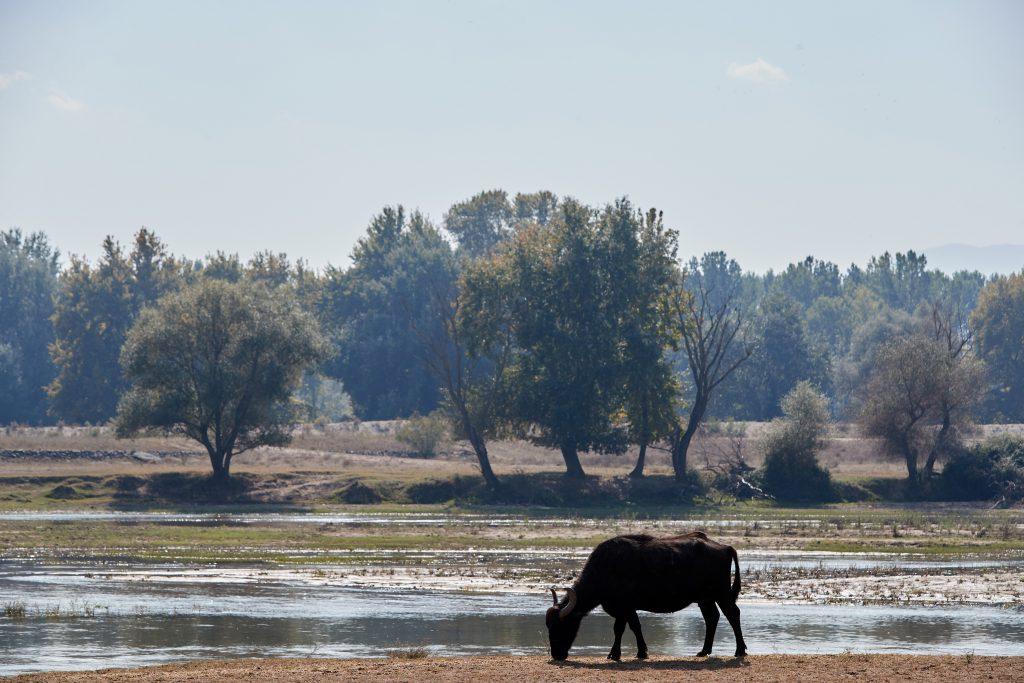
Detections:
608,616,626,661
626,611,647,659
696,600,719,656
717,599,747,657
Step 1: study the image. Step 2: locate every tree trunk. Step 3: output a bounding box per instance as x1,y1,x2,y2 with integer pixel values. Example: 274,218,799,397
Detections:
561,443,586,478
672,398,705,481
904,449,919,487
466,424,500,489
672,425,697,481
208,450,229,482
629,442,647,478
924,412,951,478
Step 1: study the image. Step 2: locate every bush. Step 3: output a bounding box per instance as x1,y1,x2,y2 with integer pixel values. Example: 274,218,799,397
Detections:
761,448,833,503
941,434,1024,502
395,412,448,457
336,481,382,504
46,484,83,500
759,382,834,502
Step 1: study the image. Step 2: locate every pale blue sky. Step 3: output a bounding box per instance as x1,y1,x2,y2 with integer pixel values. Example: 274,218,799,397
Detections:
1,0,1021,272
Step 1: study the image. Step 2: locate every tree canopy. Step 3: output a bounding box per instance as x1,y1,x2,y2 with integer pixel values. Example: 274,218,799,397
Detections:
0,229,59,424
115,279,327,480
971,273,1024,422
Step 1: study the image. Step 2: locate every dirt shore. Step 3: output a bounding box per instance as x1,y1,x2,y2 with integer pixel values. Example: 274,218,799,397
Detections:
14,655,1024,682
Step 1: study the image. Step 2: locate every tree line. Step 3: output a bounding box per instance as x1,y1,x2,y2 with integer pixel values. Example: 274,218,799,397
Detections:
2,189,1023,489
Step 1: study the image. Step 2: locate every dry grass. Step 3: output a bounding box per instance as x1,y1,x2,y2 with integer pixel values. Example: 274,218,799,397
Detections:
3,600,27,619
2,421,1021,484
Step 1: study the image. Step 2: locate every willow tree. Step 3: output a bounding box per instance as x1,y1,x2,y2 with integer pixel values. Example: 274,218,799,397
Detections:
460,199,632,478
858,334,983,485
115,279,327,481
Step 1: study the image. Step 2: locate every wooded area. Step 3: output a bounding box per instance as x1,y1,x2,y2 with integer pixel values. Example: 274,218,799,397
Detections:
2,190,1023,494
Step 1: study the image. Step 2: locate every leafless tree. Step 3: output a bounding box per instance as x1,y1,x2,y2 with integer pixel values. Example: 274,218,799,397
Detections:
668,273,751,481
921,301,982,476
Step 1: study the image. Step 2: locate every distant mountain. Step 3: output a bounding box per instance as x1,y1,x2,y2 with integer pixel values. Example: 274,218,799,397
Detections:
924,243,1024,275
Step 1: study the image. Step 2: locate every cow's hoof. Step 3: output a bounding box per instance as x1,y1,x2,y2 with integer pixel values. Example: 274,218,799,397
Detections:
696,650,711,657
636,651,648,660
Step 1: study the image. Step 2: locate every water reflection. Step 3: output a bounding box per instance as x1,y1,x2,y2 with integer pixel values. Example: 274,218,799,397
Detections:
2,576,1023,675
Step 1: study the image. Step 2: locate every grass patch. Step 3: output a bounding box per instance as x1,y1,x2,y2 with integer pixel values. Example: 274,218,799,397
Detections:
805,539,1024,556
3,600,27,619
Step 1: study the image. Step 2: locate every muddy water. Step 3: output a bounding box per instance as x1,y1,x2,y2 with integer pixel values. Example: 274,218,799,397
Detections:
2,561,1023,675
3,511,1023,674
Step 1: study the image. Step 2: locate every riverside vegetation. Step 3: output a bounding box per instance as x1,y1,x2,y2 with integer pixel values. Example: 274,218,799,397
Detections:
2,189,1024,503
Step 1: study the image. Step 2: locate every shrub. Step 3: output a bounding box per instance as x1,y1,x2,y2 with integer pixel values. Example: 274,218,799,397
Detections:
336,481,381,504
46,484,83,500
760,382,833,502
942,434,1024,502
761,448,833,503
395,412,448,457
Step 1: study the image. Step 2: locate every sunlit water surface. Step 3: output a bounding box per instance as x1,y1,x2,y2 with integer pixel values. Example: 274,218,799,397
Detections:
3,512,1022,674
2,559,1023,675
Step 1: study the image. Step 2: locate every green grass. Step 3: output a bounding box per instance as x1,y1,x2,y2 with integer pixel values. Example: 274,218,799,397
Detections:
805,539,1024,556
0,467,1014,513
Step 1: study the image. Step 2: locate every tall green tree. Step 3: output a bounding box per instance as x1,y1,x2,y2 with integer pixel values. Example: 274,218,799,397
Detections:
620,208,680,478
730,292,824,420
48,229,185,423
971,272,1024,422
513,191,559,226
116,279,327,481
859,251,936,312
321,207,447,419
769,256,842,310
444,189,560,258
0,230,60,424
832,301,914,417
444,190,514,258
460,199,631,477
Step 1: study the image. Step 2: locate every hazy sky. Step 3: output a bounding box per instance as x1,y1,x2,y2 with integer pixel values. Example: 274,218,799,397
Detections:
1,0,1022,272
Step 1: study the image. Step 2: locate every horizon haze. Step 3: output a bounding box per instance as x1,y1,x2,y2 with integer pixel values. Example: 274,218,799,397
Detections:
1,0,1022,273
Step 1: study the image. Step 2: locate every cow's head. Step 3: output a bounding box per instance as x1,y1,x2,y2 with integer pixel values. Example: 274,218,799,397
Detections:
546,586,583,661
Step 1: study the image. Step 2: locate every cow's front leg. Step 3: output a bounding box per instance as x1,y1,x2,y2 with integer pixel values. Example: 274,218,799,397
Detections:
607,617,626,661
696,600,720,656
626,611,647,659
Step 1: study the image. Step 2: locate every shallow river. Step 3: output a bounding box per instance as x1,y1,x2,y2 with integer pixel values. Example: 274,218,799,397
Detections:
2,560,1023,675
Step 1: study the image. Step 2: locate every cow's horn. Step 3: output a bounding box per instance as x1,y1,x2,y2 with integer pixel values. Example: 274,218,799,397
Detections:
559,587,577,619
550,587,558,606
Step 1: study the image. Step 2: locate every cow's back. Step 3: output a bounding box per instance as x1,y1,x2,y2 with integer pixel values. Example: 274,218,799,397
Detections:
582,534,733,613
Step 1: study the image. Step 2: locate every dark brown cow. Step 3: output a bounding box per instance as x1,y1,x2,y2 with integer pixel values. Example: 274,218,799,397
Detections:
545,532,746,661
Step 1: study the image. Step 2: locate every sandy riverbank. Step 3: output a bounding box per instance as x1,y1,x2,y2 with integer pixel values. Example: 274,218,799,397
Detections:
14,655,1024,682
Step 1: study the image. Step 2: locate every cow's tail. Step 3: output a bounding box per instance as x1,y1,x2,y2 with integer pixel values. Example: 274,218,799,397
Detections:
729,546,741,602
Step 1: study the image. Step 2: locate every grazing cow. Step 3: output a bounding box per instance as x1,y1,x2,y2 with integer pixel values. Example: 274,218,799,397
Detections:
545,532,746,661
